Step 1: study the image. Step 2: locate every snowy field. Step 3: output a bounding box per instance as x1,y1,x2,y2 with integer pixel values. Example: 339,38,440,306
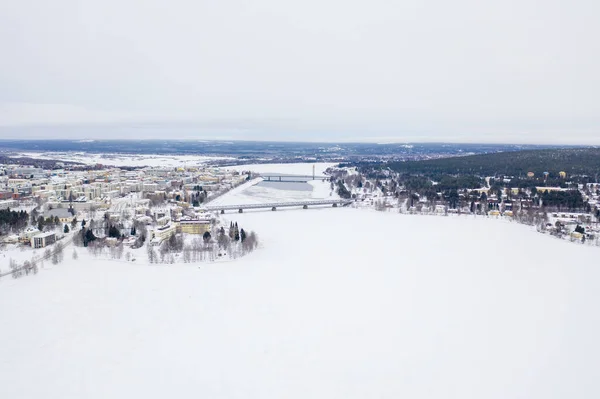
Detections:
2,164,600,398
1,209,600,398
11,152,233,167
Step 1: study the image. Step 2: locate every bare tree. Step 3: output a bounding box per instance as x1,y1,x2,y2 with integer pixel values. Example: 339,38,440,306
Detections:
183,246,191,263
217,230,231,250
147,244,157,263
109,245,117,259
10,259,23,279
72,249,78,260
241,231,259,254
115,244,124,260
51,251,59,265
30,259,39,274
55,242,64,263
23,260,32,276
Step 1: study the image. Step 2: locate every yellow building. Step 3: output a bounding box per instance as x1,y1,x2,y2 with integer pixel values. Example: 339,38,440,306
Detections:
198,175,219,183
570,231,583,240
45,208,75,223
151,224,177,244
178,219,211,235
535,187,563,193
559,171,567,178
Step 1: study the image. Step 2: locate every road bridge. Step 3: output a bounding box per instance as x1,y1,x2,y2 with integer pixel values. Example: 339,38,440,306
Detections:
260,175,330,182
203,199,352,213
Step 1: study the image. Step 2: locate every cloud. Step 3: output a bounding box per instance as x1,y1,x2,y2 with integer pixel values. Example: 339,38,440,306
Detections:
0,0,599,143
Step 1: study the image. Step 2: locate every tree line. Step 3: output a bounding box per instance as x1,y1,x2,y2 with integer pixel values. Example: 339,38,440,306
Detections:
382,148,600,180
0,208,28,234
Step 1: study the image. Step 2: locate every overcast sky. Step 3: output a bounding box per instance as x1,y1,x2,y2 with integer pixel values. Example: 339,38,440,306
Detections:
1,0,599,144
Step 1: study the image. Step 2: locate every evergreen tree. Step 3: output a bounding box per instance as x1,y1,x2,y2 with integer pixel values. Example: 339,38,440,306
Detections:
83,228,97,247
81,219,86,228
64,224,70,233
203,231,211,243
229,222,235,239
131,226,136,236
108,225,121,238
234,223,240,241
240,228,246,242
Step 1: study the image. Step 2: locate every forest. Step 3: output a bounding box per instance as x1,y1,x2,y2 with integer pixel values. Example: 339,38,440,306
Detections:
0,208,29,234
382,148,600,180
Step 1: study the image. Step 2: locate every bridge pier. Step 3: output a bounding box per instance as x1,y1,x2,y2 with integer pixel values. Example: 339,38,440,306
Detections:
332,203,338,207
272,207,276,211
238,208,243,213
220,209,224,214
303,204,308,209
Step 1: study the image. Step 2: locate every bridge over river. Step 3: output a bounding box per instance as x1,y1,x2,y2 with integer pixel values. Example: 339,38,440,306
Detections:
259,174,330,183
203,199,352,213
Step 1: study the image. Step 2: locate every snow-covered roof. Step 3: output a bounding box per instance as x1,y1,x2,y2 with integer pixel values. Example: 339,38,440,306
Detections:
33,231,56,238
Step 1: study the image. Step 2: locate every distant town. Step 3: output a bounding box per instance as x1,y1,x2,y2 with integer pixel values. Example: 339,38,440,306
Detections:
0,161,260,277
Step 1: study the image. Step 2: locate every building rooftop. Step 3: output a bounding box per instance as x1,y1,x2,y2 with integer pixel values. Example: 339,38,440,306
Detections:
45,208,74,218
33,231,56,238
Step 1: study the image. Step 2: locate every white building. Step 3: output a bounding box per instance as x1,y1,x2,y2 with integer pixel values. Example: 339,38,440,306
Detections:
31,232,56,248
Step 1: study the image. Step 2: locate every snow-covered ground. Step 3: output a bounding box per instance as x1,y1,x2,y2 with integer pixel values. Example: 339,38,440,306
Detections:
11,152,233,167
222,162,337,176
2,209,600,398
2,165,600,398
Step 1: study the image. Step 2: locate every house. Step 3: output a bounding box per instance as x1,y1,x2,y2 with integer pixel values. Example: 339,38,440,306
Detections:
44,208,75,223
20,227,40,243
2,234,19,244
31,232,56,248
